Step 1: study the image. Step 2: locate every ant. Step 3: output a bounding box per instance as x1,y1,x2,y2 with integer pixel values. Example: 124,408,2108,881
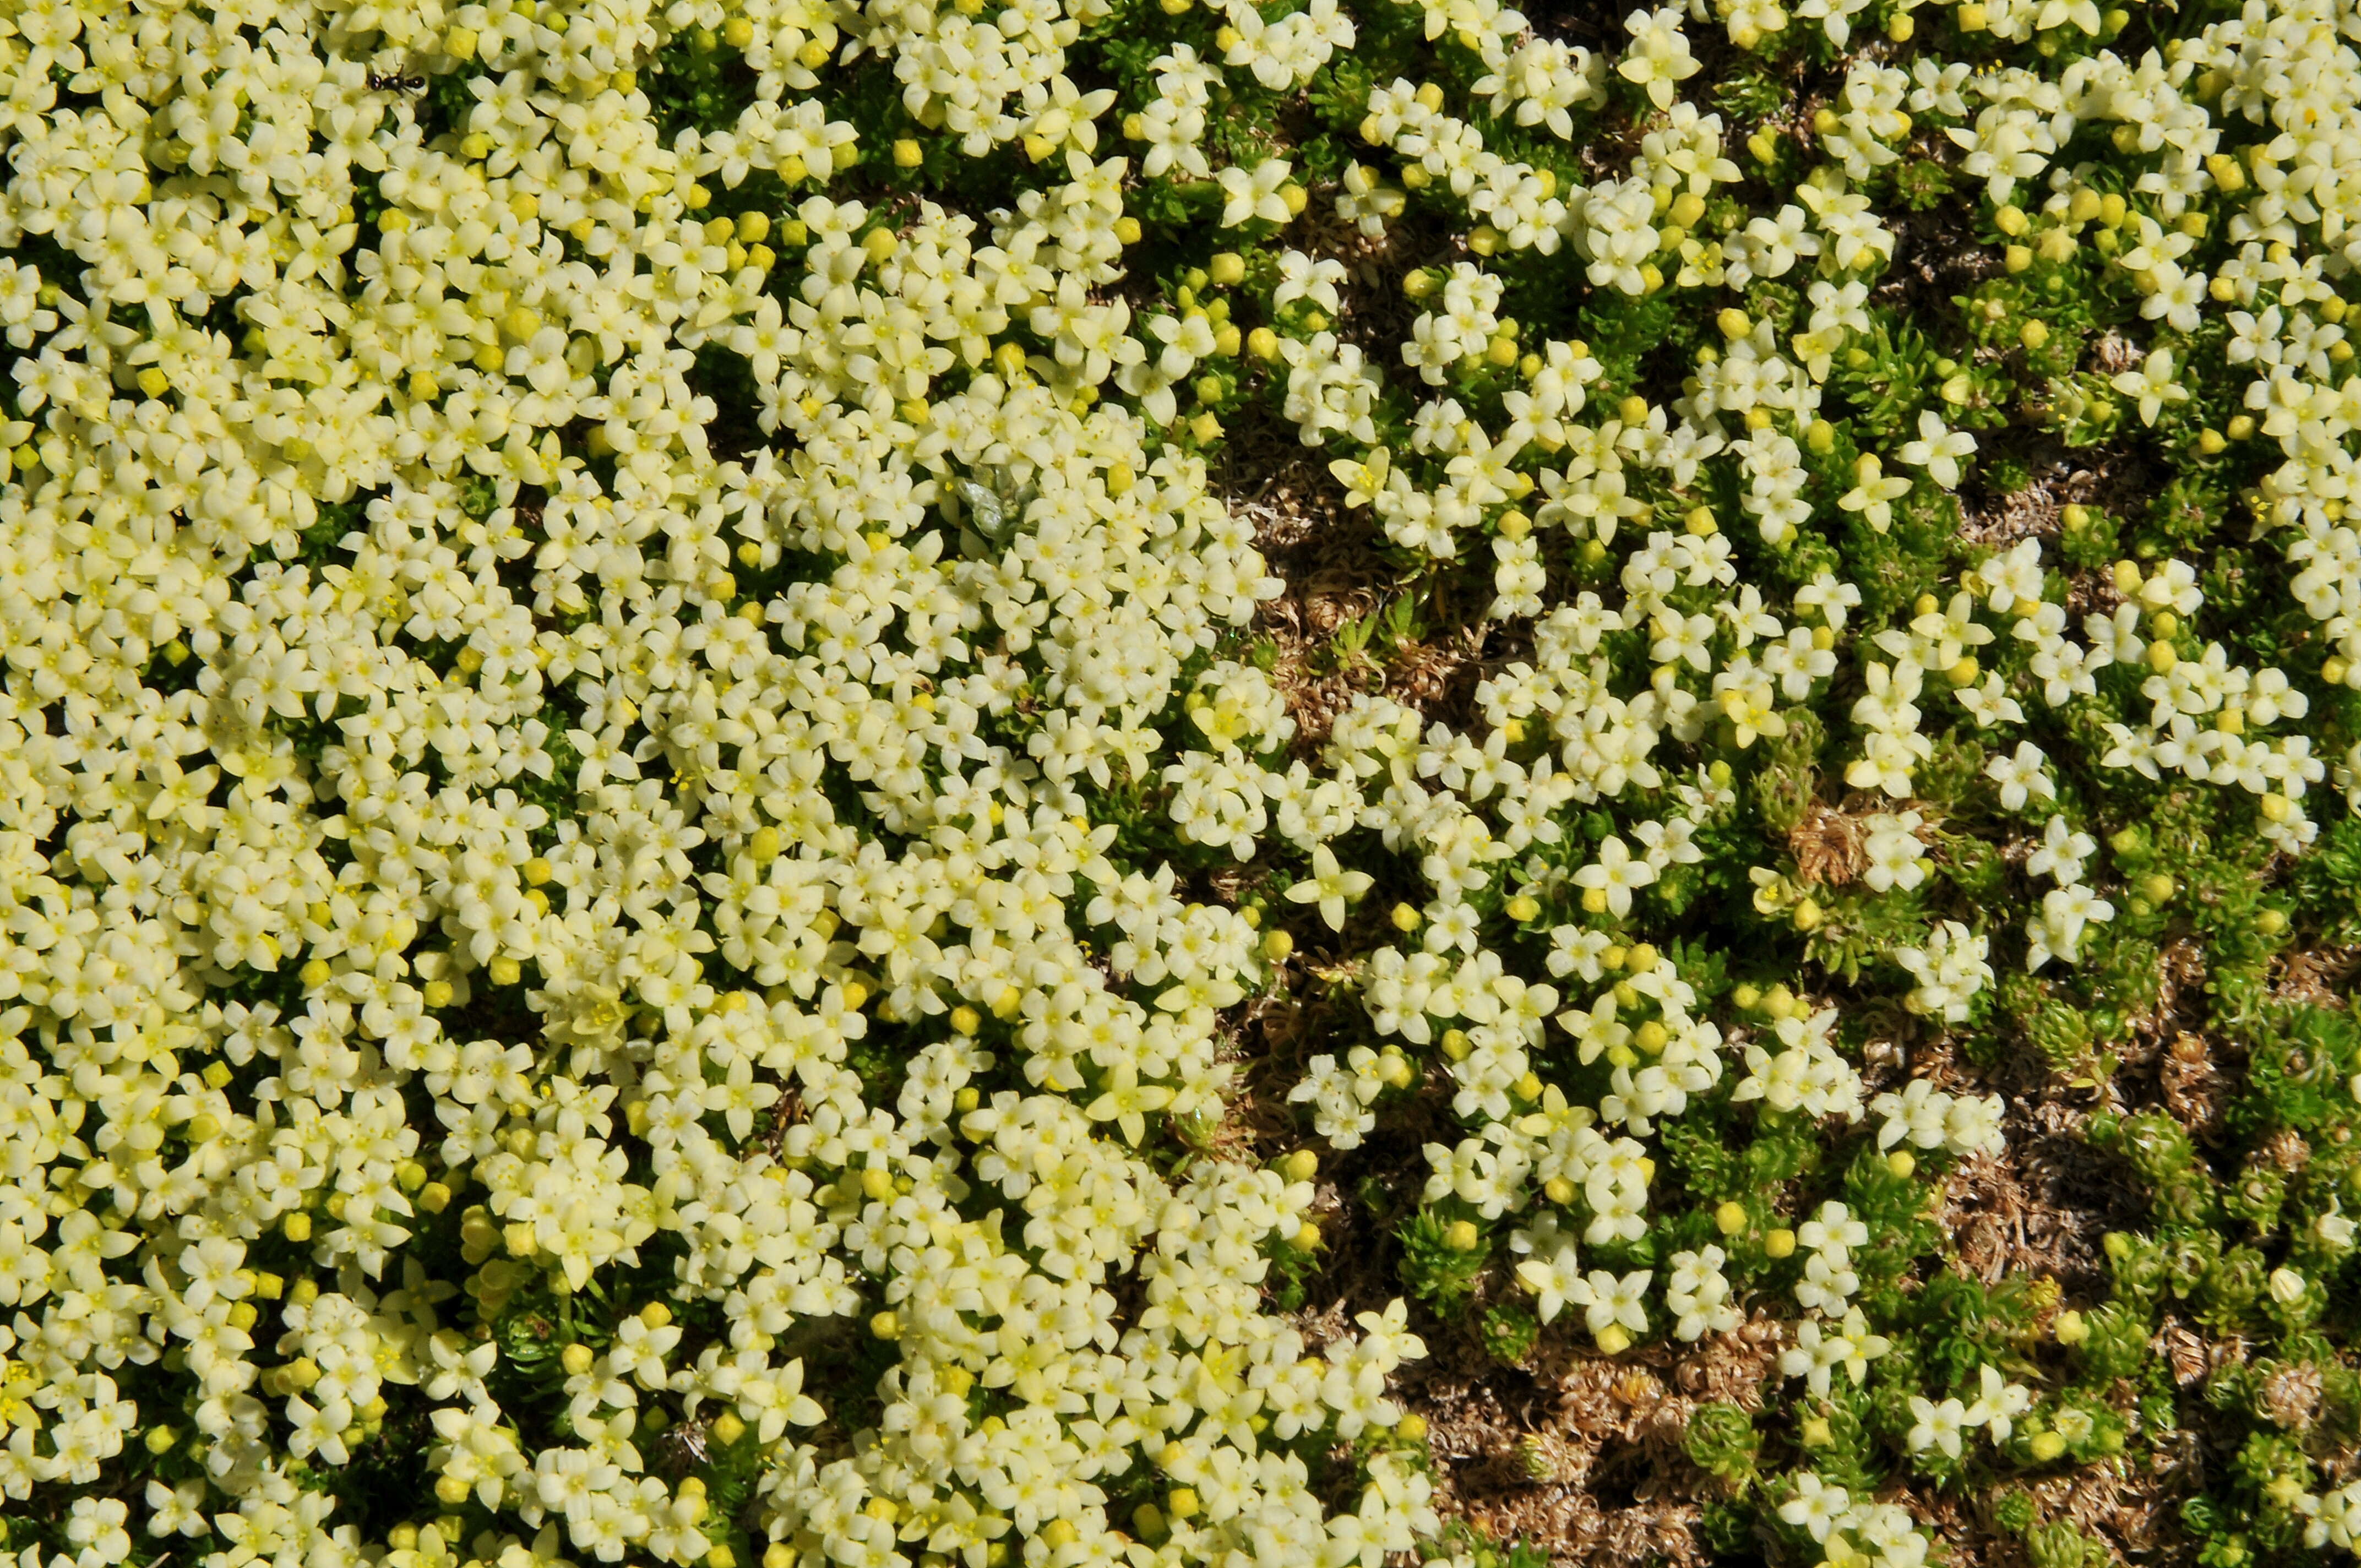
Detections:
367,70,428,92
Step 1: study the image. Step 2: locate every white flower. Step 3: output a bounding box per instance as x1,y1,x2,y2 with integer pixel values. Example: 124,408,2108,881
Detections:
1907,1395,1968,1458
1218,158,1297,226
1962,1365,2032,1441
1666,1246,1740,1341
2027,883,2115,970
1287,844,1376,931
1986,741,2056,811
1515,1240,1588,1324
1778,1474,1851,1542
1838,453,1912,532
1582,1268,1652,1338
1896,409,1977,489
1616,7,1700,110
2111,347,2192,426
1957,672,2026,728
1574,835,1658,917
1337,162,1407,234
2023,815,2095,885
1893,921,1994,1024
1274,249,1349,313
1861,811,1928,893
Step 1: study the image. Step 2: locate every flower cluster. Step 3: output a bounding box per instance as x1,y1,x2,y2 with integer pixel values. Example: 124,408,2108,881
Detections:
14,0,2361,1566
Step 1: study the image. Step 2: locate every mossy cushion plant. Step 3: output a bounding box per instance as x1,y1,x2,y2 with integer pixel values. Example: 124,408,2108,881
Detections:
4,0,2361,1566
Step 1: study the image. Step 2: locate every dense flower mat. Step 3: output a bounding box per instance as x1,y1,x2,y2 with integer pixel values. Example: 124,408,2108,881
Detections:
7,0,2361,1565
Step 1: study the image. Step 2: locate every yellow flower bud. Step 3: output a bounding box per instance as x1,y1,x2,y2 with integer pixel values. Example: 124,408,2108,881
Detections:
1764,1227,1797,1259
1715,1201,1748,1235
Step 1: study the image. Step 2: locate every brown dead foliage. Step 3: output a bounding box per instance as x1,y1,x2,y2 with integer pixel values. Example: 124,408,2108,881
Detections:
1241,437,1504,752
2276,943,2361,1010
2015,1458,2183,1559
1389,1309,1786,1568
1788,802,1870,889
1954,427,2163,558
2158,1030,2225,1135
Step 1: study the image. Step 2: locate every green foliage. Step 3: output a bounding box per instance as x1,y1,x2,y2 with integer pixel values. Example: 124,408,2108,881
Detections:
1682,1402,1760,1485
2027,1520,2113,1568
2027,999,2092,1072
1399,1209,1489,1316
1479,1299,1539,1365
